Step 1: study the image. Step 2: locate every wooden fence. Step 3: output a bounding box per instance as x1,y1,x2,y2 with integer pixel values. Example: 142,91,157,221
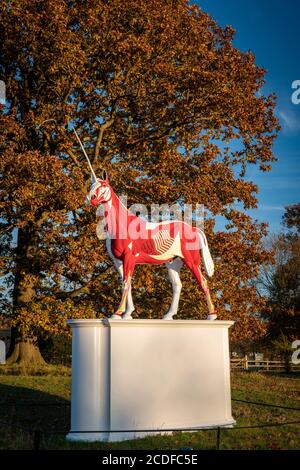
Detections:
230,356,300,371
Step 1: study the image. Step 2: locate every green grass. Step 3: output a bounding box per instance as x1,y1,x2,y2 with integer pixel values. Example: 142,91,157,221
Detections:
0,366,299,450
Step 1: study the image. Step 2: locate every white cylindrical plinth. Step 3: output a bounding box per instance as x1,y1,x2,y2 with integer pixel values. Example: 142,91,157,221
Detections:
66,320,110,441
66,319,235,442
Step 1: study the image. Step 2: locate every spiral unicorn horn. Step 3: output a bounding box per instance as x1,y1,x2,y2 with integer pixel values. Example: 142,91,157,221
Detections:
73,128,98,185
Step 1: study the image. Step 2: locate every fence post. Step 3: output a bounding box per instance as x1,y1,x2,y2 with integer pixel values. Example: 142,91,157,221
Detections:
244,354,248,371
216,427,221,450
33,429,41,451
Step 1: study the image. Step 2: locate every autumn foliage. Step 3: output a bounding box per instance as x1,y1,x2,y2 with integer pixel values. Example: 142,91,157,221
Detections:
0,0,280,360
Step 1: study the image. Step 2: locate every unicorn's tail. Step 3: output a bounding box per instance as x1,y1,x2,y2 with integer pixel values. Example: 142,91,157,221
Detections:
198,230,214,278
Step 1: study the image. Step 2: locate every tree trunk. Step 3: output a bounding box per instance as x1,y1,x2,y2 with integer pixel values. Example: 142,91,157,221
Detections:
6,339,45,366
7,226,46,367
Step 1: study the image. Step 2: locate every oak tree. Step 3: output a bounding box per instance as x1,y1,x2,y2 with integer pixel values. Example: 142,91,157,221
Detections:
0,0,279,364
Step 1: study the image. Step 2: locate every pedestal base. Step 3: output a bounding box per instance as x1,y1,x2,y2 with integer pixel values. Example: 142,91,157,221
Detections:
66,421,236,443
67,319,235,442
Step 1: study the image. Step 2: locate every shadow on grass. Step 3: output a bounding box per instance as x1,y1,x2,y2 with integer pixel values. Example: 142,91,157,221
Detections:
0,383,218,450
0,383,70,433
0,375,299,450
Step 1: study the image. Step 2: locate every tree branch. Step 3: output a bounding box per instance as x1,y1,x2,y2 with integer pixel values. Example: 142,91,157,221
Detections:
124,113,216,148
93,118,115,163
64,146,82,168
54,266,114,299
56,284,91,299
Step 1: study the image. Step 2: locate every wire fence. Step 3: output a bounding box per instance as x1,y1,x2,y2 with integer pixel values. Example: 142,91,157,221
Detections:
0,397,299,450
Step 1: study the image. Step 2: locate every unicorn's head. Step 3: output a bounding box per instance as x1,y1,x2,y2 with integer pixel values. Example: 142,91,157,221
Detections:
86,170,112,206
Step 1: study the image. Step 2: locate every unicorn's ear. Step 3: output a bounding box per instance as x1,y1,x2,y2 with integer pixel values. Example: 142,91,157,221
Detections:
102,169,108,181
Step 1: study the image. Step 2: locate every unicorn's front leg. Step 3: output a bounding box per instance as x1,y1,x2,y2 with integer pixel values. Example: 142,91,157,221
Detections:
111,275,132,319
109,254,134,319
111,255,135,319
122,284,135,319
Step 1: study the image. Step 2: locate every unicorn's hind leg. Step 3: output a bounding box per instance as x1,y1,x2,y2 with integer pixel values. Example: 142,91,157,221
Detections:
183,253,217,320
163,257,183,320
196,267,217,320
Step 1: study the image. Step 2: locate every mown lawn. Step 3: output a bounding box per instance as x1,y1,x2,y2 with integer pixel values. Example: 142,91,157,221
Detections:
0,367,299,450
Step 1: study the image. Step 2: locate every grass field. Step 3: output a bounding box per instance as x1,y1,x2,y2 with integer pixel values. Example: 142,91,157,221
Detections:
0,366,299,450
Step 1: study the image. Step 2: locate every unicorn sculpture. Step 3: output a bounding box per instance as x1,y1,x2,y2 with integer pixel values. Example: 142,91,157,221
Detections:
74,130,217,321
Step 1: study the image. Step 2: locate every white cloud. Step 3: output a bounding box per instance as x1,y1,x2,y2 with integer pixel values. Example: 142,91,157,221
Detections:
278,108,300,131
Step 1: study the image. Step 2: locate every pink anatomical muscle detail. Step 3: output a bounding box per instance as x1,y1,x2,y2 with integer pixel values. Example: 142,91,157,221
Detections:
74,129,216,321
86,175,216,320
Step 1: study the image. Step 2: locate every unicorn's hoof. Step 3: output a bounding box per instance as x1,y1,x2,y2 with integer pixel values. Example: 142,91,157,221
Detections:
122,314,133,320
110,313,123,319
162,314,174,321
207,313,217,321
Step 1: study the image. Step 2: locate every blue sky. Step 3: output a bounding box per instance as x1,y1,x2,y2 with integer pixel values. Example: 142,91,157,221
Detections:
196,0,300,233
